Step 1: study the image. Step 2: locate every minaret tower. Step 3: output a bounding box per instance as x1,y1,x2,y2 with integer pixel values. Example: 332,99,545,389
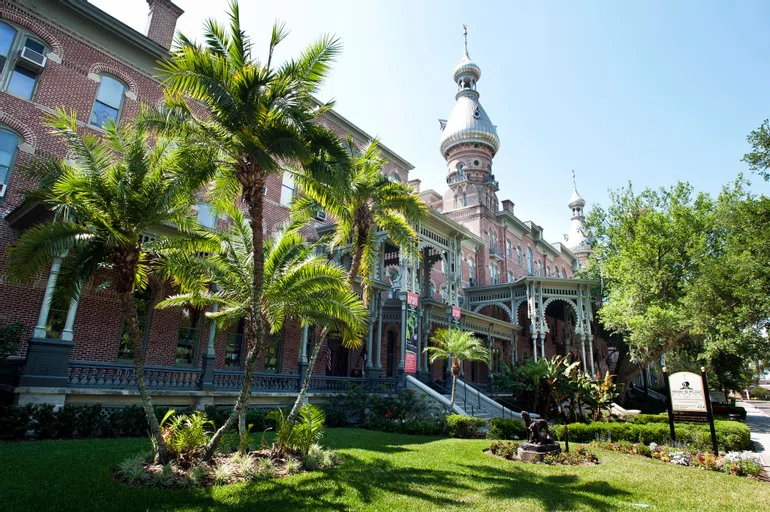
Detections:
566,170,592,266
440,26,500,212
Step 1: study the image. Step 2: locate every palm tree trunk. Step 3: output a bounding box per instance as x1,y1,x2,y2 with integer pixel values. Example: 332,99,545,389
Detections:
288,326,330,422
450,374,457,413
204,167,268,460
119,288,168,464
348,239,365,288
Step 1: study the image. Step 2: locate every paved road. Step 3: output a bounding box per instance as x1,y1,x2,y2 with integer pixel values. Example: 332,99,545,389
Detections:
737,400,770,468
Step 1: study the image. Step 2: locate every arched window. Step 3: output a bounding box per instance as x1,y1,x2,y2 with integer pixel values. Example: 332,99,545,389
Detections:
0,21,48,101
0,128,20,197
489,230,497,252
506,240,512,259
489,265,499,285
456,162,464,178
117,287,154,360
526,247,533,275
555,268,561,278
517,246,522,265
90,74,127,128
468,258,476,284
537,261,543,276
389,173,402,182
280,171,295,206
563,266,568,278
453,194,458,209
546,266,551,277
507,271,513,283
461,193,467,207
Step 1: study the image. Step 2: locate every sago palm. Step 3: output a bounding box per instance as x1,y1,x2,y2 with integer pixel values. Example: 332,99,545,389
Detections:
424,328,489,412
5,111,214,463
152,206,367,457
146,0,351,445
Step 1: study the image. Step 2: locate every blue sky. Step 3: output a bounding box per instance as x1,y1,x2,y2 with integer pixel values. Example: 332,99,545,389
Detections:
92,0,770,242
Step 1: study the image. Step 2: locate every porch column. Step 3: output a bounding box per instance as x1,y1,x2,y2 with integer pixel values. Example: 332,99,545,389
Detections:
398,298,407,371
511,332,517,365
33,256,64,338
532,331,538,361
375,296,384,370
580,331,588,373
201,304,218,390
588,334,596,376
365,300,374,373
415,307,422,372
59,291,81,342
300,324,309,364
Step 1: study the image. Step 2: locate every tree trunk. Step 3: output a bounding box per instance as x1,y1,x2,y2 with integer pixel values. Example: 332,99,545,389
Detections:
204,166,267,460
642,366,649,413
288,326,330,422
119,285,168,464
450,374,457,413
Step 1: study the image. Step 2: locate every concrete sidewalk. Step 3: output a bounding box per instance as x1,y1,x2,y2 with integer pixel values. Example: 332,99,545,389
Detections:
737,400,770,468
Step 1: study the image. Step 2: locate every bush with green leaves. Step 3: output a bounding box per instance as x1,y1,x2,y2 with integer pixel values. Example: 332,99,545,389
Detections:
487,418,527,440
749,386,770,400
159,409,214,466
446,415,487,438
488,440,521,459
0,321,24,361
266,404,326,455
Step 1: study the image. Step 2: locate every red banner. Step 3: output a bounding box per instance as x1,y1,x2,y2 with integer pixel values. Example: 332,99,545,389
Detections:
451,306,462,319
405,351,417,373
406,292,419,307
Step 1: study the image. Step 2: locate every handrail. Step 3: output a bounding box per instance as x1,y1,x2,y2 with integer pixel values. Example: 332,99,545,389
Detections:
456,379,529,419
406,375,466,415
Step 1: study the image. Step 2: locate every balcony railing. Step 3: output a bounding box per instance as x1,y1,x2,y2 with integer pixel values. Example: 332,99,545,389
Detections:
488,246,504,260
67,361,397,394
448,174,467,184
484,175,499,190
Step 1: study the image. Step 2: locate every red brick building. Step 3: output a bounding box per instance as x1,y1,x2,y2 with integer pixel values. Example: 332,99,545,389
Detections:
0,0,599,409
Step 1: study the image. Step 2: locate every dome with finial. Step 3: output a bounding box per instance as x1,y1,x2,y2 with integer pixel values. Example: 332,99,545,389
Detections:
439,25,500,156
568,170,585,208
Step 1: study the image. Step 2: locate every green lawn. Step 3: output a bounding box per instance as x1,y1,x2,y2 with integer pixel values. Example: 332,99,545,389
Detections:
2,428,769,511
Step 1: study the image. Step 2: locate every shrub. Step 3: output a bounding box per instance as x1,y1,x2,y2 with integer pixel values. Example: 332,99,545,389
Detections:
555,420,750,452
108,406,147,437
488,440,520,459
302,443,326,471
159,410,214,465
0,404,33,439
74,404,108,437
256,458,277,479
749,387,770,400
185,463,211,487
30,403,58,439
284,458,302,475
487,418,526,440
115,453,150,486
543,446,598,465
446,415,487,438
0,321,24,361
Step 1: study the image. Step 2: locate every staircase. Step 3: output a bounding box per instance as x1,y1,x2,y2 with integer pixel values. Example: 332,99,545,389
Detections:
406,376,525,420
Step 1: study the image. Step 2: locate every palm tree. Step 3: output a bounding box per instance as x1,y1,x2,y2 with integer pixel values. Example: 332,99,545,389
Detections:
5,111,214,463
147,0,352,442
542,355,580,419
152,206,367,457
285,137,426,422
293,137,426,301
423,329,489,412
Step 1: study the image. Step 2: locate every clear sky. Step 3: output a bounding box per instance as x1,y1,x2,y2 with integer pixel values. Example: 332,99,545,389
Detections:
92,0,770,243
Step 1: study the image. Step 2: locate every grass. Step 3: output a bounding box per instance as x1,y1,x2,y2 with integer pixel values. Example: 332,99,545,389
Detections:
1,428,769,511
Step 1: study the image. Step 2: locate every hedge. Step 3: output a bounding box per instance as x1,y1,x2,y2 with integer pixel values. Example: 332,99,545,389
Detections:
446,415,487,438
0,404,275,441
554,420,751,452
749,387,770,400
486,418,527,441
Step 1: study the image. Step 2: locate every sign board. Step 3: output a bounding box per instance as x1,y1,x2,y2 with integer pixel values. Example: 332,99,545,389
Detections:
451,306,462,319
709,390,728,405
405,351,417,373
406,292,419,308
672,411,708,423
668,371,708,413
406,310,419,352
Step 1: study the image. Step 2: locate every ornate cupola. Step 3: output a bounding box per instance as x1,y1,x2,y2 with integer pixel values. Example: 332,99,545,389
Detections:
440,26,500,213
566,170,592,266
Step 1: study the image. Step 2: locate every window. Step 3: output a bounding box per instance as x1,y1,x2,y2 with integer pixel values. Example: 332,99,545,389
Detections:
526,247,533,275
0,128,19,195
462,193,467,207
225,320,244,368
507,271,513,283
117,287,154,360
506,240,512,259
456,163,464,178
563,267,568,278
453,195,458,209
389,173,402,182
0,22,47,101
279,172,295,206
468,258,476,282
546,266,551,277
489,265,499,285
516,245,522,265
555,268,561,278
90,75,126,128
537,261,543,276
196,202,217,228
264,329,283,372
175,307,201,366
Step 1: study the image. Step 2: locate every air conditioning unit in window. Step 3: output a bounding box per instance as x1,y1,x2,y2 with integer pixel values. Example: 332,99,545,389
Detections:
18,46,47,71
0,183,7,198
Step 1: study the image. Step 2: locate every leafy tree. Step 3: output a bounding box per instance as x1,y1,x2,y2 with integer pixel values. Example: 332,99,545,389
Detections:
424,329,489,412
147,0,351,448
5,112,213,463
542,355,580,419
743,119,770,181
153,207,367,456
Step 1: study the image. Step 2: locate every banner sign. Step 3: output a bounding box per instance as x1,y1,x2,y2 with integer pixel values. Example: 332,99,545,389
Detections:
451,306,462,319
405,351,417,373
406,310,418,353
406,292,419,308
709,390,728,405
668,371,708,413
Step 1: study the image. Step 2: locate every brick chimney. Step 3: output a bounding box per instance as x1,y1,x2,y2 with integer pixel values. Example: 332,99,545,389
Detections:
502,199,515,214
144,0,184,50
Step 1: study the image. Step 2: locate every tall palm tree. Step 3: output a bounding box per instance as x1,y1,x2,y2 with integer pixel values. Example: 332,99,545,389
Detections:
152,206,367,457
5,111,214,463
424,328,489,412
285,137,426,422
146,0,351,441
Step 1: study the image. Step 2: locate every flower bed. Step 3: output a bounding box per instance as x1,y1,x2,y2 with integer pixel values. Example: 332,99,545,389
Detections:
486,440,599,466
591,441,766,480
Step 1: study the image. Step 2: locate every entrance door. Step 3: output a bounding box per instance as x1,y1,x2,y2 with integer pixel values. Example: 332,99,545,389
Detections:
326,336,349,377
386,331,396,378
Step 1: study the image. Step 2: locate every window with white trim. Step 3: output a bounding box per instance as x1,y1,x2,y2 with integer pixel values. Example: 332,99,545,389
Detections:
489,264,499,285
90,75,127,128
0,21,47,101
279,172,295,206
0,128,19,197
196,201,217,228
555,267,561,278
507,271,513,283
537,261,543,276
517,245,522,265
526,247,533,274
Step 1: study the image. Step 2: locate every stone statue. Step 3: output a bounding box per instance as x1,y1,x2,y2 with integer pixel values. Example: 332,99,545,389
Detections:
521,411,553,444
